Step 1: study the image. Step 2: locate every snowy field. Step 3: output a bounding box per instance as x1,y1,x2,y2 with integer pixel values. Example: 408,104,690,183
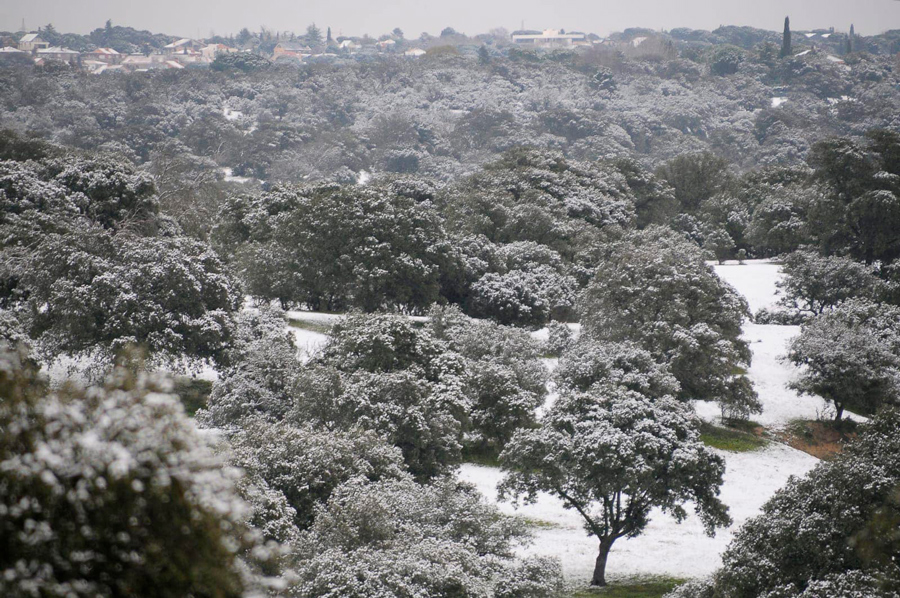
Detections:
220,261,829,585
706,260,864,428
288,325,329,358
459,260,824,585
460,442,816,582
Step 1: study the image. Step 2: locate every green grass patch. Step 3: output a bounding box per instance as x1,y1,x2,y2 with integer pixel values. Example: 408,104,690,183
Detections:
700,421,767,452
173,377,213,417
722,418,762,434
461,448,501,468
287,318,333,334
521,517,559,529
570,577,686,597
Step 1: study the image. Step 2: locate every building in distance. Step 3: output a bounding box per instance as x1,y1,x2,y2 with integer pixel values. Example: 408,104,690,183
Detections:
511,29,588,48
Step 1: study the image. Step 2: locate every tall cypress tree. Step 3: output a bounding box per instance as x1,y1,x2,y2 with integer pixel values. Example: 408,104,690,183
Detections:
847,24,855,54
781,16,792,57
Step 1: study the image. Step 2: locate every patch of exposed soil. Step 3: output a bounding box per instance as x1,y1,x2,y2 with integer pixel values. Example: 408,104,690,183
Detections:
772,420,857,459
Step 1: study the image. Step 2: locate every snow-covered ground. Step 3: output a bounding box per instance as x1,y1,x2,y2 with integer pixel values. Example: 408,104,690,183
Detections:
289,326,328,358
529,323,581,344
461,441,816,582
459,260,825,584
220,167,253,184
709,260,863,428
710,259,782,313
285,310,429,324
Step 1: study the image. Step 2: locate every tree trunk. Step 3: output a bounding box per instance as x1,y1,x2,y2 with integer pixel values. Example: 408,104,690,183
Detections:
590,540,614,586
834,403,844,425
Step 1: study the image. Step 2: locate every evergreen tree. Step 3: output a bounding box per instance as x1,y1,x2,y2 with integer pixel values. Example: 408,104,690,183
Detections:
847,24,855,54
326,26,332,43
305,23,323,47
780,16,792,57
478,44,491,65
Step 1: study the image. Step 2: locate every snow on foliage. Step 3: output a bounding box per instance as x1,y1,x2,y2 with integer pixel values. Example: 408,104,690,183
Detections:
212,181,456,313
428,305,548,454
295,314,470,480
668,409,900,597
500,383,730,586
579,226,760,419
777,249,885,316
0,156,240,375
0,345,277,597
227,421,407,531
554,338,680,400
788,299,900,422
198,307,301,427
293,476,563,597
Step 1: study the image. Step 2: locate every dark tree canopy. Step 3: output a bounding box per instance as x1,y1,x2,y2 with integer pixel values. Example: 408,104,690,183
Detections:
214,181,457,313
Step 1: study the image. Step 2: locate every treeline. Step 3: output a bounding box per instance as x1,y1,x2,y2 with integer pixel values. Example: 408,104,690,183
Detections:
1,21,177,53
1,31,897,190
210,131,900,322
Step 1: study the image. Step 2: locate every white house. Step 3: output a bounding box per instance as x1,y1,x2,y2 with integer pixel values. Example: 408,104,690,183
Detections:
163,38,203,54
17,33,49,52
404,48,426,58
511,29,587,48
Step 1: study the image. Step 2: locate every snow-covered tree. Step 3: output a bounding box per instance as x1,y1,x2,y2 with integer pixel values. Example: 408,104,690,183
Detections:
777,249,885,316
445,148,634,243
656,152,732,214
21,230,239,374
702,225,736,264
428,305,548,454
500,384,730,586
788,300,900,422
806,134,900,264
0,346,276,596
296,315,469,479
747,184,815,257
0,157,240,373
669,409,900,598
293,476,563,597
579,227,760,416
198,307,301,428
213,182,458,313
468,265,578,327
544,320,575,356
554,338,680,400
227,421,407,530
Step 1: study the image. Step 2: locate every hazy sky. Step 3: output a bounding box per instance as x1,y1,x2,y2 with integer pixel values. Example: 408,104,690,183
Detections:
2,0,899,39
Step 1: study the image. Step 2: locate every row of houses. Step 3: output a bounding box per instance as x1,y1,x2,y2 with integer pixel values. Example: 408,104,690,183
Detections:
3,28,608,71
271,38,426,62
2,34,237,72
